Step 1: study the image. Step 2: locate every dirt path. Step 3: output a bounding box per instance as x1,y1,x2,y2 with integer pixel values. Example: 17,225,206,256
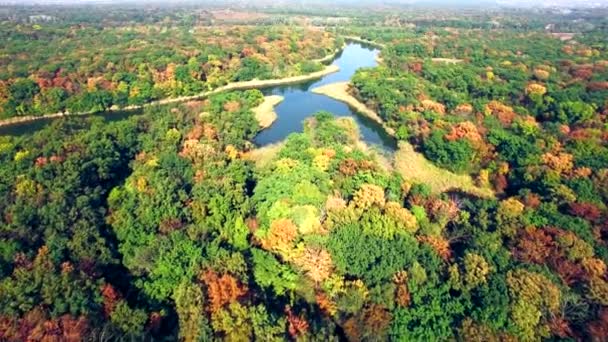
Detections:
431,58,464,64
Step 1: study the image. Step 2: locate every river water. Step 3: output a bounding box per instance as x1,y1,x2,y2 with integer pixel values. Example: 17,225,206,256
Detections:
0,43,396,151
254,43,396,150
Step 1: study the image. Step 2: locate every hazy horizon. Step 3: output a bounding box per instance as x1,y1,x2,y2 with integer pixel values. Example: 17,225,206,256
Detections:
1,0,608,8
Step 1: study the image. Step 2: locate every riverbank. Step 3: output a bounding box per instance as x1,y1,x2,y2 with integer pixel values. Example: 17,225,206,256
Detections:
343,36,386,49
311,81,395,136
253,95,284,129
0,112,69,127
312,81,493,197
0,63,340,129
314,44,346,64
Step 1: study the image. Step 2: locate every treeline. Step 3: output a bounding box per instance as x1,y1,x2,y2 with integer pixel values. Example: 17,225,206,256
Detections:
0,23,337,119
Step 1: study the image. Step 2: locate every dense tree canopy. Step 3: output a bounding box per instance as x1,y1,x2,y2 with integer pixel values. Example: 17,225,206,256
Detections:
1,3,608,341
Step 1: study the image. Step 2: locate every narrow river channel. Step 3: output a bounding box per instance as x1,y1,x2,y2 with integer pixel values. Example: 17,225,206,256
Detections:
254,43,397,151
0,43,397,151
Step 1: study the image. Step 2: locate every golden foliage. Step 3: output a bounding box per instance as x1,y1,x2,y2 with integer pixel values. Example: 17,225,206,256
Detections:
588,277,608,305
485,101,516,125
14,175,40,199
476,169,490,187
455,103,474,115
498,197,525,219
293,247,333,284
507,269,561,314
225,144,239,160
352,184,386,209
325,194,347,212
261,219,298,254
313,154,331,171
582,258,607,278
533,69,550,81
223,100,241,112
384,201,418,233
275,158,299,172
573,167,592,178
418,99,446,115
180,140,215,162
315,292,338,317
541,152,574,175
525,83,547,96
393,271,411,307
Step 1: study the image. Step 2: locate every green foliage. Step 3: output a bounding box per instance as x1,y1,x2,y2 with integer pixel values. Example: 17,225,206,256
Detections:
0,247,101,317
555,101,596,124
211,303,286,341
139,233,203,301
110,301,149,337
328,223,418,285
234,57,273,81
174,281,212,341
421,130,475,173
251,249,298,296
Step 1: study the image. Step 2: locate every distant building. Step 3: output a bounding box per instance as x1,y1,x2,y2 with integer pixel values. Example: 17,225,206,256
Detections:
29,15,56,24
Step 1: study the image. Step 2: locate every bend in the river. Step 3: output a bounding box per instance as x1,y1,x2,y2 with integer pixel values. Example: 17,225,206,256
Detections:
0,43,397,152
254,43,396,151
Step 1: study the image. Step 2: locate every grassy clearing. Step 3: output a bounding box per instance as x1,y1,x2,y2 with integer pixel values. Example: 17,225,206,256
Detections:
244,141,286,169
253,95,284,128
394,142,494,198
313,81,491,197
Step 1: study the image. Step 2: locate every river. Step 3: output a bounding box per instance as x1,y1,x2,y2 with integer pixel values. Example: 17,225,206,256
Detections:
254,43,396,150
0,43,396,151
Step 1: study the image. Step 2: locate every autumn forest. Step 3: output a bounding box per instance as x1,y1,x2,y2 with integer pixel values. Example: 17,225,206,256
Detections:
1,2,608,341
